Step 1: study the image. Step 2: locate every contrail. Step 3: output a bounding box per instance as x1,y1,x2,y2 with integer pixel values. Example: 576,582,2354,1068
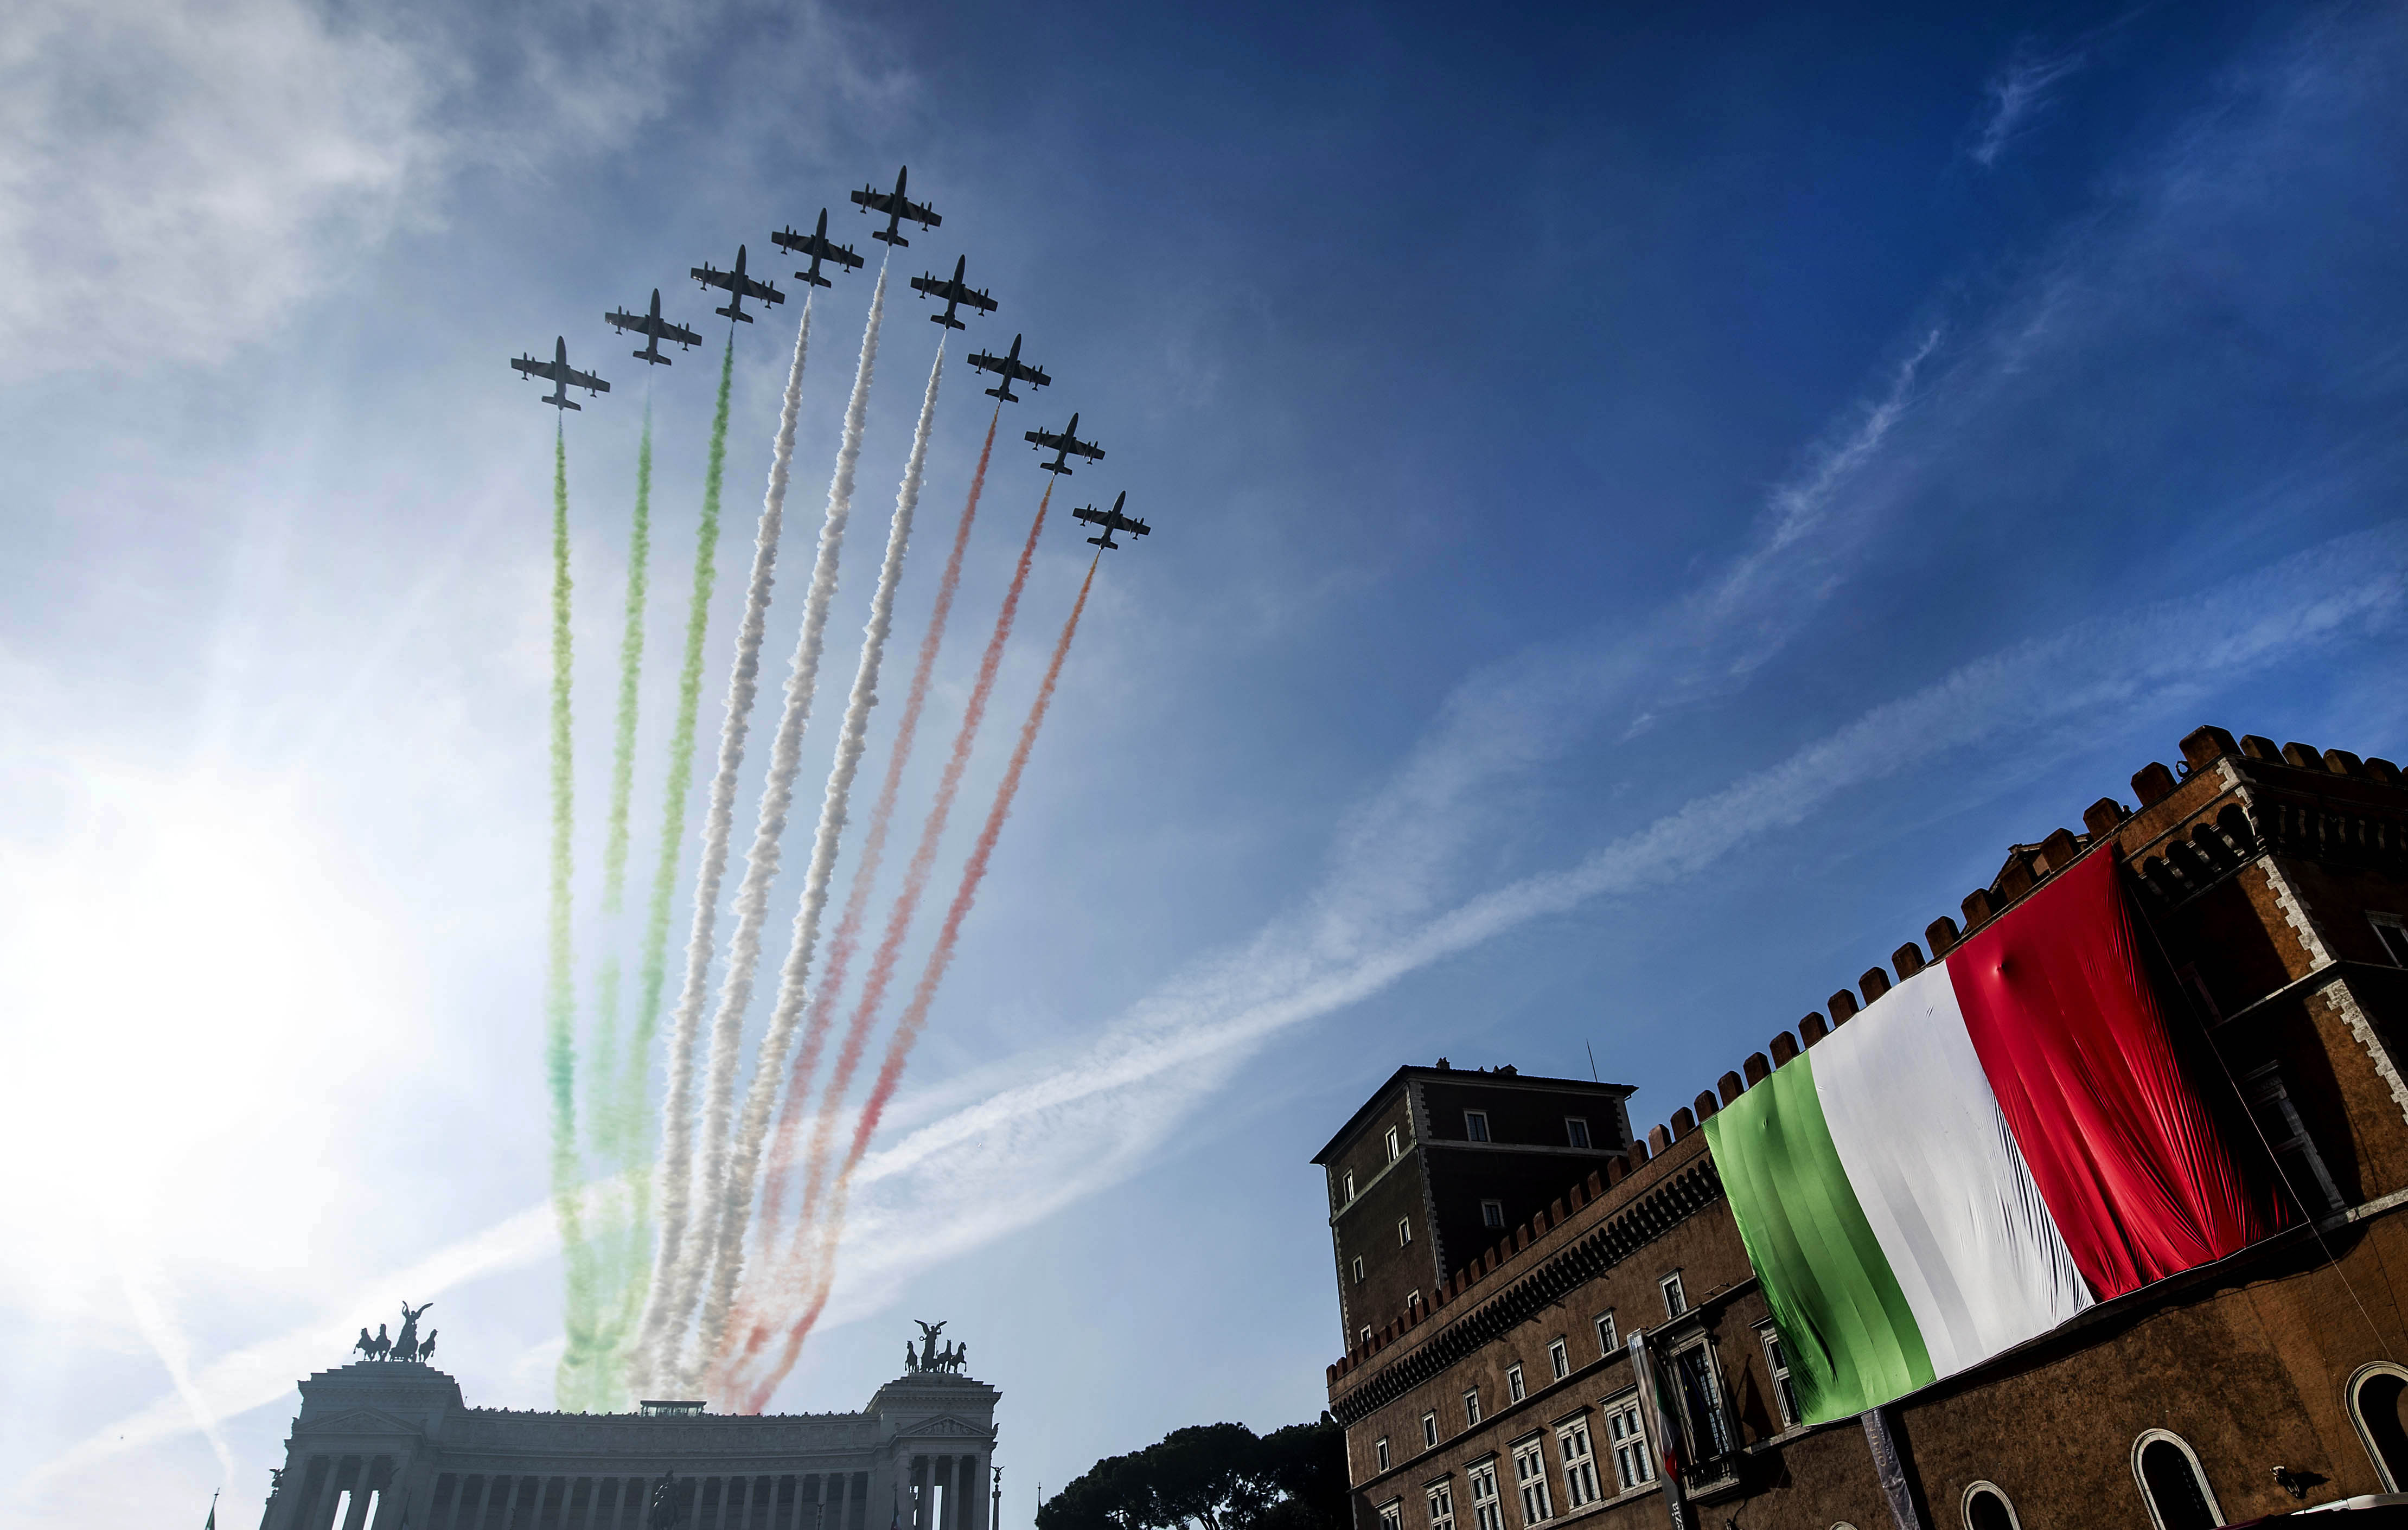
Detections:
783,481,1055,1264
543,419,594,1393
627,328,744,1392
695,339,946,1379
648,273,883,1388
732,553,1100,1409
758,405,1001,1238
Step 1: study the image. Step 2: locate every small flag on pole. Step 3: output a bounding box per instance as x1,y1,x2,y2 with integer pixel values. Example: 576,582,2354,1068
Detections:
204,1490,218,1529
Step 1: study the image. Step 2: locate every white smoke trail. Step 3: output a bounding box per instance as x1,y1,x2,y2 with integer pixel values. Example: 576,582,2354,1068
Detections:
651,268,888,1386
628,297,814,1394
694,338,944,1384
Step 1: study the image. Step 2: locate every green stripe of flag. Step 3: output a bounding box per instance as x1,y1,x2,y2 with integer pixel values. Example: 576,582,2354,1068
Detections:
1704,1052,1934,1423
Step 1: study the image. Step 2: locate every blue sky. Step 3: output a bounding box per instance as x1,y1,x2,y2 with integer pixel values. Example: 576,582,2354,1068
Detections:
5,1,2407,1524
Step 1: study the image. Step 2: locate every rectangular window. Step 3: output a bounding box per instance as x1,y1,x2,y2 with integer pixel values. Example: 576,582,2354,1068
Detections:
2372,913,2408,967
1377,1438,1391,1472
1352,1256,1365,1284
1409,1290,1425,1317
1379,1501,1402,1530
1398,1217,1414,1247
1548,1339,1569,1381
1467,1462,1503,1530
1344,1170,1357,1202
1670,1342,1733,1461
1511,1439,1553,1525
1361,1326,1373,1349
2246,1062,2346,1212
1604,1393,1653,1492
1506,1363,1525,1403
1658,1272,1686,1319
1594,1311,1617,1356
1555,1418,1601,1510
1565,1117,1591,1149
1464,1388,1482,1427
1481,1199,1506,1229
1757,1321,1798,1430
1427,1482,1454,1530
1422,1412,1440,1450
1386,1126,1403,1162
1465,1109,1492,1142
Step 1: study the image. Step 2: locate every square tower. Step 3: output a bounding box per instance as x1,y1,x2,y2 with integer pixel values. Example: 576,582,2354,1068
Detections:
1311,1061,1632,1349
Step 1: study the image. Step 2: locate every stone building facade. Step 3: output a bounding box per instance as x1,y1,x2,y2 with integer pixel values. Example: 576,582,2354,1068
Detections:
1321,726,2408,1529
259,1358,998,1530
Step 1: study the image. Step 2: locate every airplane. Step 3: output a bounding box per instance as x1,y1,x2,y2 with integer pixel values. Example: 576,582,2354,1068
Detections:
849,164,941,247
1025,412,1104,474
605,289,702,366
771,209,865,289
909,255,998,331
691,244,785,323
1072,491,1150,550
512,336,610,411
966,332,1051,400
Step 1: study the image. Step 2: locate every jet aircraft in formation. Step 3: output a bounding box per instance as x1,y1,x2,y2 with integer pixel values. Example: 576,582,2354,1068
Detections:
772,209,865,289
692,244,785,323
1026,413,1103,474
1072,491,1149,550
910,256,998,331
606,289,703,366
512,336,611,411
851,165,942,247
968,334,1050,401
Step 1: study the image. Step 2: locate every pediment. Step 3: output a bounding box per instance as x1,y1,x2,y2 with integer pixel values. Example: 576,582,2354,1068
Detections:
896,1414,993,1439
295,1407,427,1438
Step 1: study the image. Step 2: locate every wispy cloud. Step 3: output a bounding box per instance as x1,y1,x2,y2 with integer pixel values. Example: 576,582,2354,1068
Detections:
1972,39,2092,167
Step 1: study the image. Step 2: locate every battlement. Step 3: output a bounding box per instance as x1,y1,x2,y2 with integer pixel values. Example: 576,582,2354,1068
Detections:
1326,725,2408,1391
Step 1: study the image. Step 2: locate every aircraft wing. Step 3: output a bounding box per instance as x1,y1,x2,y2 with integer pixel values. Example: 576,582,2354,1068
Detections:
604,310,641,333
1072,441,1106,461
1024,427,1059,448
692,264,731,291
848,187,889,214
562,365,610,394
738,273,784,303
661,318,702,347
512,356,559,381
899,196,940,229
1016,361,1051,386
831,243,866,268
908,273,953,301
964,289,999,315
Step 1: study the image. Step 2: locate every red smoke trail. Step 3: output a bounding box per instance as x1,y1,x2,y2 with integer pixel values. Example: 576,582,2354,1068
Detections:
756,405,1001,1240
717,481,1054,1388
729,552,1100,1410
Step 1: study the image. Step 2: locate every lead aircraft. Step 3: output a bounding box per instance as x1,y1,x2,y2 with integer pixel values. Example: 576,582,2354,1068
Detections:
1025,412,1104,473
1072,491,1149,549
605,289,703,366
772,209,866,289
850,165,941,248
691,244,785,323
512,336,610,411
968,333,1051,400
910,255,998,330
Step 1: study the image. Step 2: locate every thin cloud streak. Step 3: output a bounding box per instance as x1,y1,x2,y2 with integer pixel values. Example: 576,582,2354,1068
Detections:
1973,39,2092,167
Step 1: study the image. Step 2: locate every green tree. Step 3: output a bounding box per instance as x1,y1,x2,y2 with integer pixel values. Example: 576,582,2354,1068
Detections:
1039,1418,1348,1530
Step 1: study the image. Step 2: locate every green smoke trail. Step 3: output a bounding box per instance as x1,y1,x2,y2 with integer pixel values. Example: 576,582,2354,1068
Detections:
567,404,657,1412
570,335,734,1409
546,419,599,1403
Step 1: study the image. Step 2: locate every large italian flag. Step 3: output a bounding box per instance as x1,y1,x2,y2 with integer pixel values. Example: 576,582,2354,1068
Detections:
1704,850,2285,1425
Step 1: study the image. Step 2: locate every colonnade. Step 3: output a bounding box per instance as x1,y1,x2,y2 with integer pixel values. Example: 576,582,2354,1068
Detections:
898,1451,991,1530
273,1460,874,1530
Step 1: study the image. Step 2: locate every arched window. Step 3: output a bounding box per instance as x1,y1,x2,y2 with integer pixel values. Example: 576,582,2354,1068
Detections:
2133,1431,2222,1530
1962,1481,2019,1530
2349,1362,2408,1490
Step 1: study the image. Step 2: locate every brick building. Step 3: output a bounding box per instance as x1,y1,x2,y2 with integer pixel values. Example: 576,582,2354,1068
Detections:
1319,726,2408,1530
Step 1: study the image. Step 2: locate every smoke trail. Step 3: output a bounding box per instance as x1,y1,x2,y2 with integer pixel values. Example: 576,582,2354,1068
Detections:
628,328,744,1392
758,405,1001,1238
649,273,883,1387
734,553,1100,1409
562,402,655,1411
714,483,1053,1387
544,418,594,1382
693,340,945,1376
789,481,1053,1255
